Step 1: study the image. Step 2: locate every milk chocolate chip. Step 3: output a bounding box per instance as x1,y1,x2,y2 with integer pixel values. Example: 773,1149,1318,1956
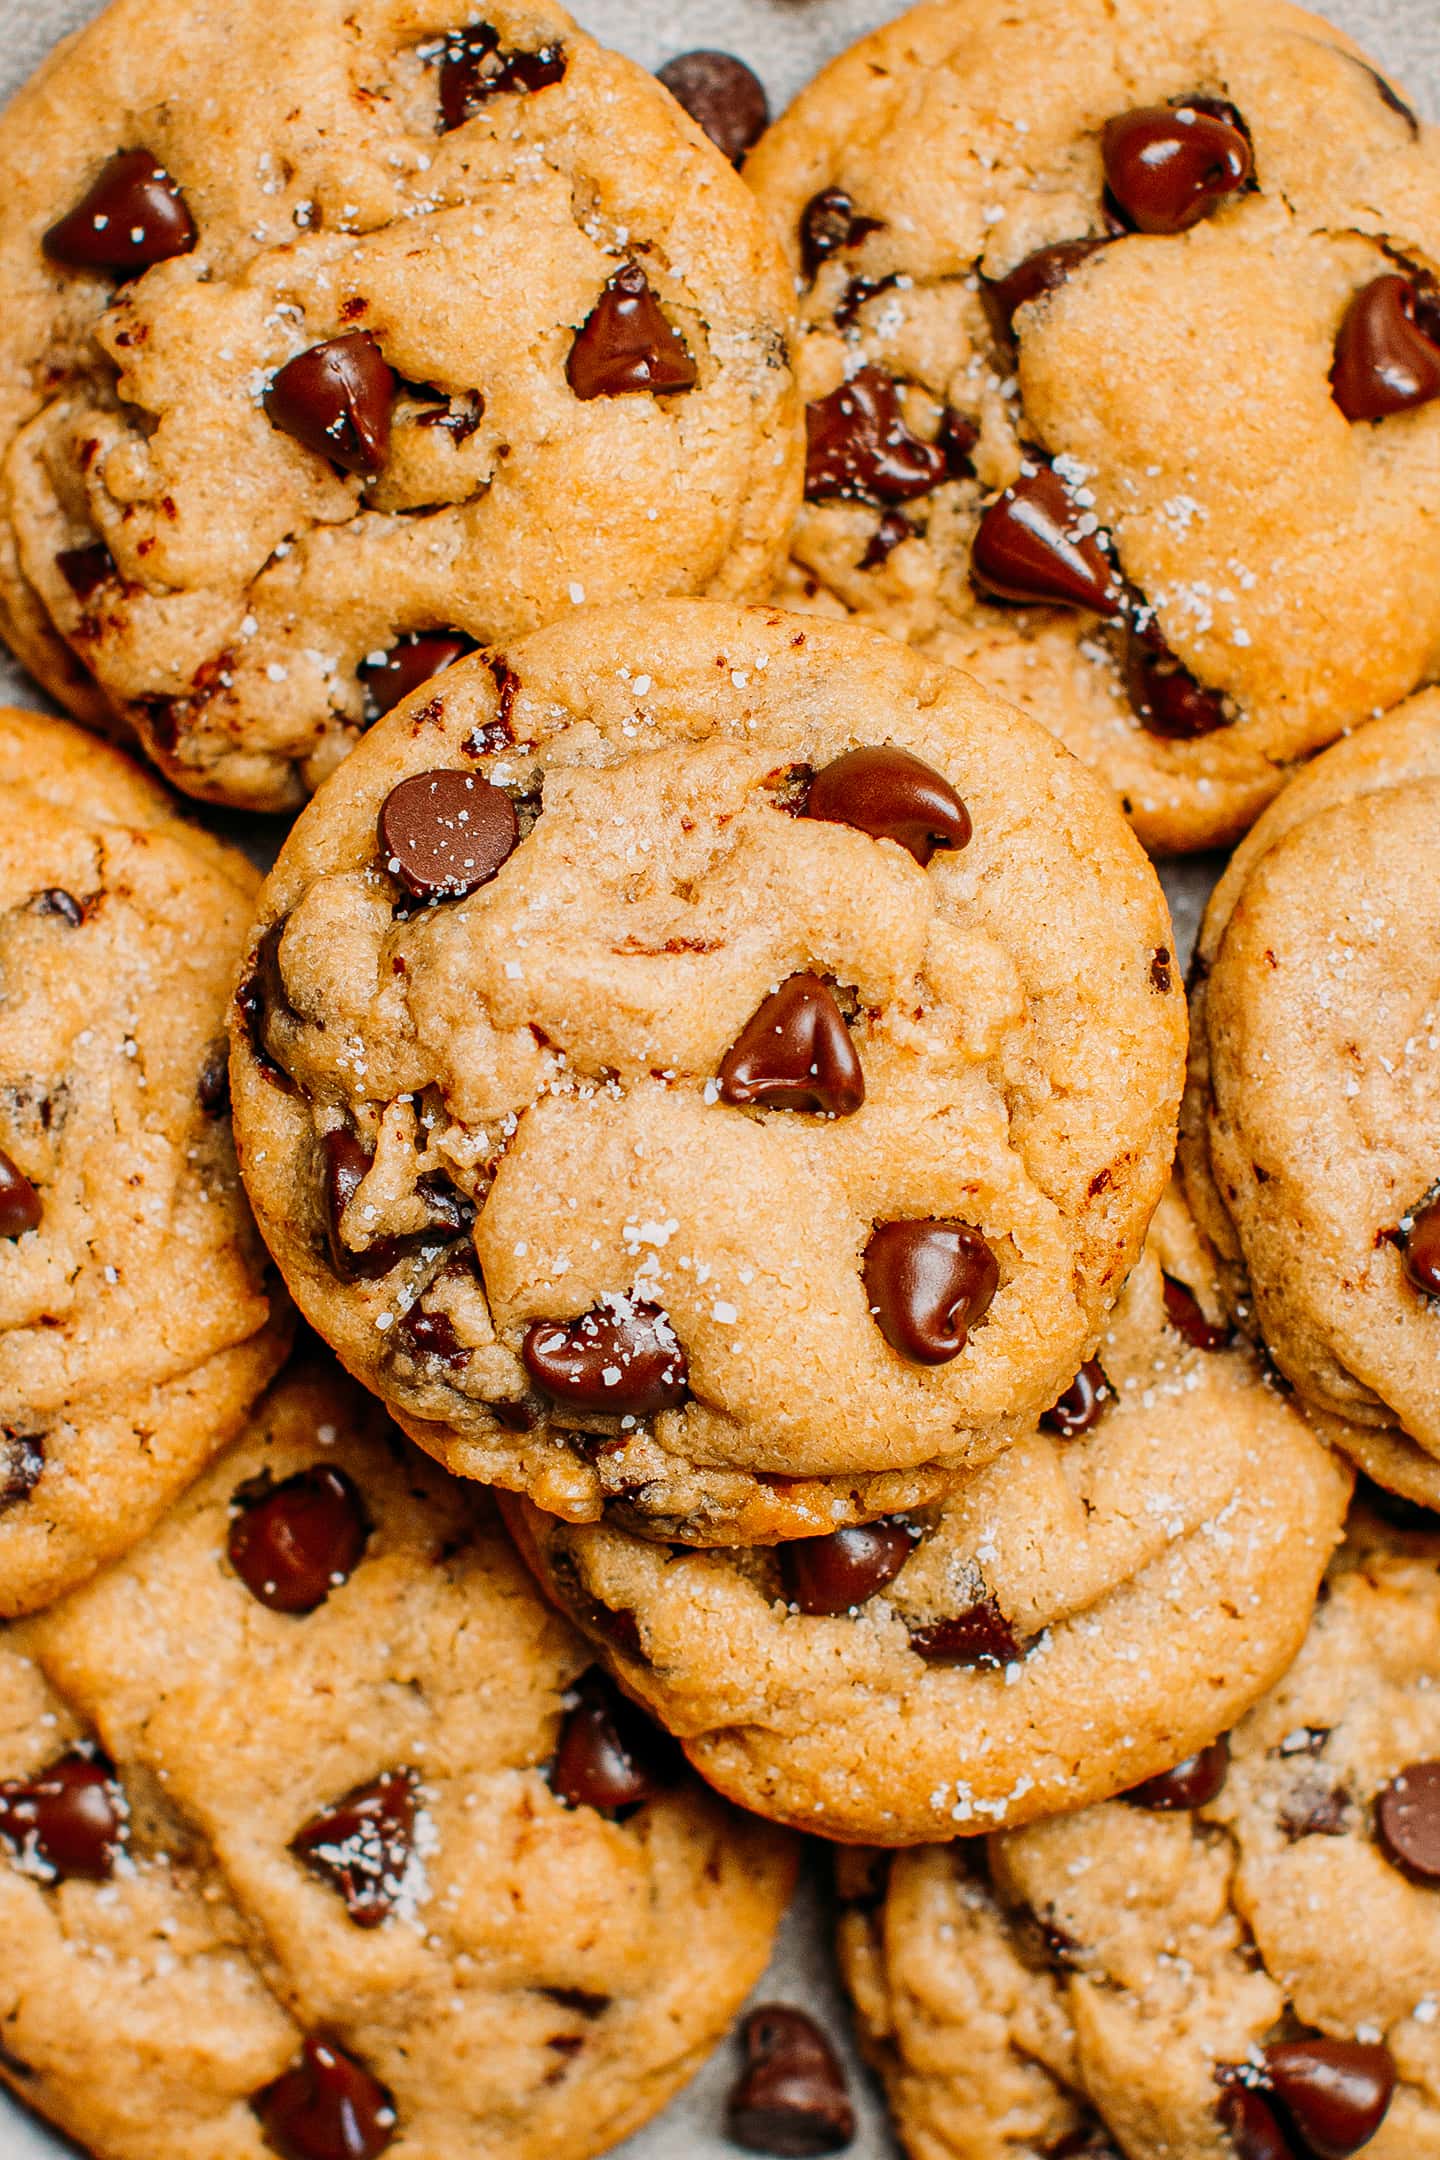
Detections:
379,769,518,901
1102,102,1253,234
803,745,970,864
779,1520,917,1615
228,1466,370,1615
863,1221,998,1364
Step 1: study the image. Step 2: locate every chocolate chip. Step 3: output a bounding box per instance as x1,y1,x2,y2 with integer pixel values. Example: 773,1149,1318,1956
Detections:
1375,1759,1440,1882
56,542,116,600
1124,623,1230,738
0,1151,41,1240
379,769,518,902
320,1127,405,1281
44,148,196,273
228,1465,370,1615
802,744,971,864
34,888,84,926
395,1303,470,1368
197,1041,231,1115
291,1769,418,1928
718,973,865,1117
1102,103,1253,235
938,407,980,476
1399,1196,1440,1297
435,23,567,131
360,632,476,721
252,2035,397,2160
1162,1274,1230,1351
1330,274,1440,423
265,332,395,477
858,509,912,569
728,2006,856,2157
1127,1738,1230,1810
550,1669,678,1816
656,51,769,164
1218,2085,1294,2160
1279,1781,1351,1841
863,1221,998,1364
566,262,697,400
236,920,298,1095
1264,2039,1396,2158
779,1519,918,1616
907,1598,1027,1667
1041,1359,1111,1437
523,1301,688,1417
799,188,884,282
0,1431,44,1513
804,368,948,505
1151,948,1174,993
973,467,1121,614
0,1749,125,1883
984,237,1111,339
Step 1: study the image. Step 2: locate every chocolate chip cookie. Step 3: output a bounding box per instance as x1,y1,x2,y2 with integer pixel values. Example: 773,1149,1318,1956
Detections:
747,0,1440,853
0,0,800,811
0,1361,796,2160
838,1504,1440,2159
504,1186,1351,1841
228,601,1186,1545
1181,694,1440,1511
0,706,288,1618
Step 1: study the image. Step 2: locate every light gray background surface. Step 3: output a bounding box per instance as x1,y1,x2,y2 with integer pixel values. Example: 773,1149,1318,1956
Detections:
0,0,1435,2154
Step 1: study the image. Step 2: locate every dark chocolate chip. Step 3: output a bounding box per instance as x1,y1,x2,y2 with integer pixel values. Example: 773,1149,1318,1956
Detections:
728,2005,856,2157
566,262,697,399
833,271,901,333
972,467,1121,613
1399,1197,1440,1297
802,744,970,864
252,2035,397,2160
197,1041,231,1115
34,888,84,926
265,332,395,477
1162,1273,1230,1351
859,509,912,570
863,1220,998,1364
360,632,476,721
938,406,980,475
542,1985,612,2017
1102,103,1253,235
395,1303,471,1369
523,1301,688,1417
1375,1759,1440,1882
44,148,196,273
656,51,769,164
411,387,485,443
435,23,567,131
1151,947,1174,993
0,1749,125,1883
291,1769,418,1927
379,769,518,902
1041,1359,1111,1437
718,972,865,1117
57,542,116,600
550,1669,678,1816
236,919,298,1095
1279,1781,1351,1841
799,188,884,281
0,1431,44,1514
228,1465,370,1615
779,1519,918,1616
804,368,948,505
0,1151,41,1240
1124,624,1230,738
1127,1737,1230,1810
1264,2039,1396,2158
907,1598,1027,1667
984,237,1111,339
320,1127,407,1282
1330,274,1440,423
1218,2084,1294,2160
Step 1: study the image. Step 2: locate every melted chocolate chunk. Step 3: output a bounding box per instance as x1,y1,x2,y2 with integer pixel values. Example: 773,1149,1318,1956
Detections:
0,1749,125,1883
1102,102,1253,235
802,744,970,864
0,1150,42,1240
718,973,865,1116
395,1303,471,1369
1264,2038,1396,2158
984,237,1111,339
1398,1195,1440,1297
566,263,697,399
435,23,567,130
1279,1780,1352,1841
1040,1359,1110,1437
379,769,517,901
236,920,299,1094
0,1431,44,1513
779,1519,917,1616
360,632,476,722
1162,1273,1230,1351
57,542,116,600
1375,1759,1440,1882
44,148,196,273
252,2035,397,2160
550,1669,678,1817
799,188,884,281
523,1302,687,1417
973,468,1121,614
1331,274,1440,423
228,1465,370,1615
1127,1737,1230,1810
907,1598,1027,1667
265,333,395,477
291,1769,418,1927
859,508,912,569
863,1220,998,1364
804,368,948,504
938,407,980,475
1124,623,1230,738
656,50,769,164
727,2006,856,2157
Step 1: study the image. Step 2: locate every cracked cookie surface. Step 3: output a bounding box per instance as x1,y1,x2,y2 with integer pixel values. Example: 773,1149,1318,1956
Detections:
0,1362,795,2160
0,0,800,809
747,0,1440,853
228,601,1185,1544
0,706,288,1618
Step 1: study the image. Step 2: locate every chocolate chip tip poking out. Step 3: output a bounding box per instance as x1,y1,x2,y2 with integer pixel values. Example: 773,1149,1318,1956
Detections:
265,331,395,477
1331,273,1440,421
251,2034,397,2160
1101,100,1253,234
718,972,865,1116
0,1148,42,1239
802,743,970,862
566,262,698,400
1125,1735,1229,1810
550,1668,678,1816
43,146,196,271
972,467,1121,616
864,1220,999,1363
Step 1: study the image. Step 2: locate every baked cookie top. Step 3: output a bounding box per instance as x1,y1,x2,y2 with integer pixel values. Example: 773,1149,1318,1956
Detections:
0,706,288,1618
229,601,1186,1545
505,1186,1351,1843
838,1508,1440,2160
0,1363,796,2160
1181,694,1440,1509
746,0,1440,853
0,0,800,810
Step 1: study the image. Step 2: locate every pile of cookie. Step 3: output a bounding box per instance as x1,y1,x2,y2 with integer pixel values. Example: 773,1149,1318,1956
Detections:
0,0,1435,2156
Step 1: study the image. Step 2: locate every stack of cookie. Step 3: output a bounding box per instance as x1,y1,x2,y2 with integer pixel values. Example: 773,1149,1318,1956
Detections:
0,0,1435,2157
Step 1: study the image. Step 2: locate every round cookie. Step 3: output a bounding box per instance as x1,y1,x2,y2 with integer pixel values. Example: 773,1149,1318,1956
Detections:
0,0,800,811
1180,695,1440,1510
506,1187,1351,1842
746,0,1440,854
838,1507,1440,2160
0,706,289,1618
0,1361,796,2160
228,600,1186,1545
